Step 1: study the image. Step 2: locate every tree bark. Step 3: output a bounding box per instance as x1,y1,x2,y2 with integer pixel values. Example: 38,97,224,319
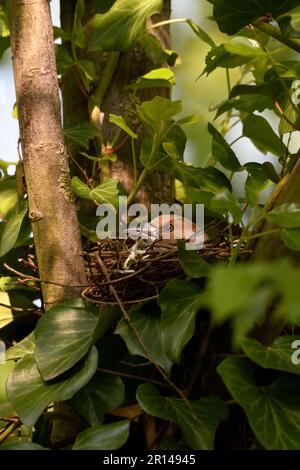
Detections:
8,0,87,308
250,156,300,343
61,0,173,208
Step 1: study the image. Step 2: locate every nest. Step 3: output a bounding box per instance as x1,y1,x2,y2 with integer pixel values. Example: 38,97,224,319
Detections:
82,238,233,306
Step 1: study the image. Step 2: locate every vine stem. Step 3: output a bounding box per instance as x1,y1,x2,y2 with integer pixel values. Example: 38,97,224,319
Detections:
94,253,195,413
253,21,300,55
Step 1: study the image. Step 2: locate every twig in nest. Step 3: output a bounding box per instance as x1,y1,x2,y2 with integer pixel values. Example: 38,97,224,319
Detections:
94,252,196,415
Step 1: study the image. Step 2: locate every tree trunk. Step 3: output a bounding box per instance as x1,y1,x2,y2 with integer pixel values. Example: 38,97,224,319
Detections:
8,0,87,309
251,155,300,343
61,0,173,208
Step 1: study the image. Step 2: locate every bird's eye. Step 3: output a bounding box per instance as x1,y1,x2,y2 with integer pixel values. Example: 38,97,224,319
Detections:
163,222,174,232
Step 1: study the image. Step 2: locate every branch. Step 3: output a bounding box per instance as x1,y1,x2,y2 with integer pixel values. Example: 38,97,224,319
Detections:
253,21,300,54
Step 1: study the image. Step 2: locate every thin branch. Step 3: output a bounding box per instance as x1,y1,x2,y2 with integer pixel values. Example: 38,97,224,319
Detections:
94,253,194,411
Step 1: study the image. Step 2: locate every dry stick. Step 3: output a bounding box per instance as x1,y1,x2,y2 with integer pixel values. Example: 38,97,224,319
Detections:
4,263,89,289
97,367,169,389
94,253,195,412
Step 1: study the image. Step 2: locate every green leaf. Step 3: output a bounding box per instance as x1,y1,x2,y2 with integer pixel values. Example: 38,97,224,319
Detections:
138,33,175,67
6,333,35,361
224,37,264,57
71,177,91,200
158,280,203,364
90,179,123,206
177,240,211,278
177,115,203,126
0,201,28,257
210,189,242,224
130,68,175,90
162,123,187,160
73,420,130,450
158,160,232,193
137,384,228,450
280,228,300,251
218,357,300,450
213,0,300,35
0,178,19,219
73,0,86,48
243,114,287,157
55,44,74,75
115,303,172,373
0,291,12,329
0,442,49,450
89,0,162,51
215,95,275,119
34,299,100,381
70,374,125,425
186,19,215,48
208,123,241,171
0,362,14,417
78,60,96,81
137,96,182,132
242,336,300,375
109,114,138,139
244,162,271,206
0,37,9,59
203,44,249,76
207,264,269,323
64,122,100,149
267,203,300,228
7,347,98,428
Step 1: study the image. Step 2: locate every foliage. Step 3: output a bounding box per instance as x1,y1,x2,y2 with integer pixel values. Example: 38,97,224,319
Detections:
1,0,300,451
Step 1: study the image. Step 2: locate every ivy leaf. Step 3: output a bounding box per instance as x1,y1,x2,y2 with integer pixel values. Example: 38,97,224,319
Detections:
89,0,162,51
0,201,28,257
208,123,241,171
6,347,98,428
55,44,74,75
244,162,271,207
224,37,265,57
177,240,211,278
73,421,130,450
70,374,125,425
0,442,49,450
187,20,215,48
213,0,300,35
71,177,91,200
73,0,86,48
115,303,172,374
243,114,287,157
77,60,96,81
215,95,275,119
267,203,300,228
109,114,138,139
203,44,249,76
90,179,124,207
0,362,14,417
130,68,175,90
137,96,182,133
64,122,100,149
210,190,242,224
242,336,300,375
218,357,300,450
35,298,100,381
280,228,300,251
137,384,228,450
158,280,204,364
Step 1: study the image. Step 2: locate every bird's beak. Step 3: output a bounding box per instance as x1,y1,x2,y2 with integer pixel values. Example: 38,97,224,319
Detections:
127,223,158,241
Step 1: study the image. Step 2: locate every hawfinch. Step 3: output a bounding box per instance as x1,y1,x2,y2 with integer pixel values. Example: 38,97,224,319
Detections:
128,214,208,249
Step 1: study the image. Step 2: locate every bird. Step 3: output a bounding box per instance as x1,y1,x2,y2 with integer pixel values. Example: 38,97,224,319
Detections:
124,214,208,270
